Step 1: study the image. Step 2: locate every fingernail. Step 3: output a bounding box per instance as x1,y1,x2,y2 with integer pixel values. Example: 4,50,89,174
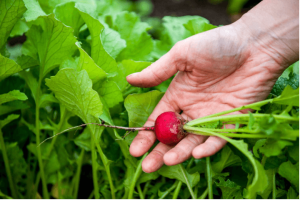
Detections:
127,72,139,78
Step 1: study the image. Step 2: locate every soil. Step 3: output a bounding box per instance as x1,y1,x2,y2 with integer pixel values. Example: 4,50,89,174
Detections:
150,0,261,26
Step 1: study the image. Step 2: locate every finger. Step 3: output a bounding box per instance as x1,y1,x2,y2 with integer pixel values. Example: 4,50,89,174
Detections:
164,133,207,166
126,41,188,88
129,95,180,157
192,136,227,159
142,143,172,173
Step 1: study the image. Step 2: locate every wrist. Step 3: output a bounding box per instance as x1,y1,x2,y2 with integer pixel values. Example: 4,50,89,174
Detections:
232,0,299,69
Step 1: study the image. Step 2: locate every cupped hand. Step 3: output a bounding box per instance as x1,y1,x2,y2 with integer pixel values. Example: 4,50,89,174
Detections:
126,23,289,173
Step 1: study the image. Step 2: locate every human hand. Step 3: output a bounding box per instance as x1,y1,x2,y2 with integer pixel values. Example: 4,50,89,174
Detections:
126,1,299,173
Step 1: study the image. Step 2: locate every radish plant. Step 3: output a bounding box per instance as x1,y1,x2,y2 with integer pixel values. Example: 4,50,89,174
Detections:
0,0,298,199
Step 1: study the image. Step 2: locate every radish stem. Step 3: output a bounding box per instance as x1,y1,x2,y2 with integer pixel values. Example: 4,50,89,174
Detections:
206,157,213,199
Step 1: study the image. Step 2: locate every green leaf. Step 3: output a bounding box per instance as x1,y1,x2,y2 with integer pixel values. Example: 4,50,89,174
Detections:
46,68,103,121
0,114,19,128
74,128,91,151
0,54,22,82
0,0,26,50
93,80,123,108
39,93,58,107
10,19,29,37
137,171,159,184
264,155,287,170
19,70,38,101
77,5,118,75
278,161,299,190
101,26,126,59
162,16,207,46
273,85,299,106
23,0,46,21
212,145,241,173
124,90,164,127
287,187,298,199
259,139,293,157
158,164,200,188
216,177,243,199
0,90,27,105
16,55,39,70
0,101,29,116
206,131,268,199
114,12,153,61
184,18,216,35
76,43,107,84
112,59,151,93
54,2,84,36
26,14,77,77
288,141,299,162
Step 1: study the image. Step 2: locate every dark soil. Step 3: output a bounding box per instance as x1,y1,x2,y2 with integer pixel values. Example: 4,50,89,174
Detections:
150,0,261,26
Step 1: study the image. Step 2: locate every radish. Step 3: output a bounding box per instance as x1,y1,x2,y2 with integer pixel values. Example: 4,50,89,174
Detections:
38,111,187,147
154,111,187,145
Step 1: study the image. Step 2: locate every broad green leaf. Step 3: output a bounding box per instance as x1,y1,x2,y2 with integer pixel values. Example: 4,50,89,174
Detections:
113,60,151,93
23,0,46,22
21,39,38,60
0,90,27,105
259,139,293,157
114,12,153,61
39,93,58,107
10,19,29,37
76,43,107,84
101,26,126,59
74,128,91,151
216,177,243,199
26,14,77,77
162,16,207,46
278,161,299,190
0,114,19,128
38,0,97,14
264,155,287,170
271,72,299,96
46,68,103,121
137,171,159,184
77,5,118,75
94,80,123,108
16,55,39,70
54,2,84,36
158,164,200,187
0,0,26,50
124,90,164,127
273,85,299,106
288,142,299,162
0,54,22,82
0,101,29,116
184,18,216,35
212,145,241,173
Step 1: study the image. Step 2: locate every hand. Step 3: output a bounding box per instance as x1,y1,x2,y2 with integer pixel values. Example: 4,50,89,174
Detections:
126,0,298,173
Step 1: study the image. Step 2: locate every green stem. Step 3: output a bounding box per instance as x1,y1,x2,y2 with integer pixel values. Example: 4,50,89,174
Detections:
159,181,178,199
0,129,17,198
142,181,150,197
73,149,85,199
184,126,298,140
137,184,144,199
32,172,41,198
206,157,213,199
35,78,49,199
199,188,208,199
179,164,196,199
88,190,94,199
187,113,298,127
57,172,61,199
172,181,182,199
91,139,100,199
272,170,276,199
128,153,148,199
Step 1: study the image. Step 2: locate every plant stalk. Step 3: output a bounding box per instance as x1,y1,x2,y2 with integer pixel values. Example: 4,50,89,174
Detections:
179,164,196,199
128,153,148,199
206,157,213,199
35,78,49,199
0,129,17,198
73,149,85,199
91,139,100,199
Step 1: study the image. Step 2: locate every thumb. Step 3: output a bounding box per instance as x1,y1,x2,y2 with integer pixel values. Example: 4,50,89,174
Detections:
126,41,187,88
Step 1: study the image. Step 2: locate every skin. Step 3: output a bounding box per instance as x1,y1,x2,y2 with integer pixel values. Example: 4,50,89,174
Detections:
127,0,299,173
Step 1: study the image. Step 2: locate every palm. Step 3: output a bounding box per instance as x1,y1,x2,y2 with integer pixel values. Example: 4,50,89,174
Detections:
127,25,283,173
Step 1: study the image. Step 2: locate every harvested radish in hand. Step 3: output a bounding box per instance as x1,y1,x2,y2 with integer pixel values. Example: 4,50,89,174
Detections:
154,112,187,145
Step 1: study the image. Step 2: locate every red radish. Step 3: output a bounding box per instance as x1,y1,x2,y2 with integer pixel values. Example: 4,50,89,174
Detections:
154,112,187,145
38,111,187,147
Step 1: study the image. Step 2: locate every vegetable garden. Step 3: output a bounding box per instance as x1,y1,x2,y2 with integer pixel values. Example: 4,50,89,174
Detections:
0,0,299,199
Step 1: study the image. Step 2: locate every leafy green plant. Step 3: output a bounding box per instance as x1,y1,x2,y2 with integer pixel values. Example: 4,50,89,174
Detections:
0,0,298,199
